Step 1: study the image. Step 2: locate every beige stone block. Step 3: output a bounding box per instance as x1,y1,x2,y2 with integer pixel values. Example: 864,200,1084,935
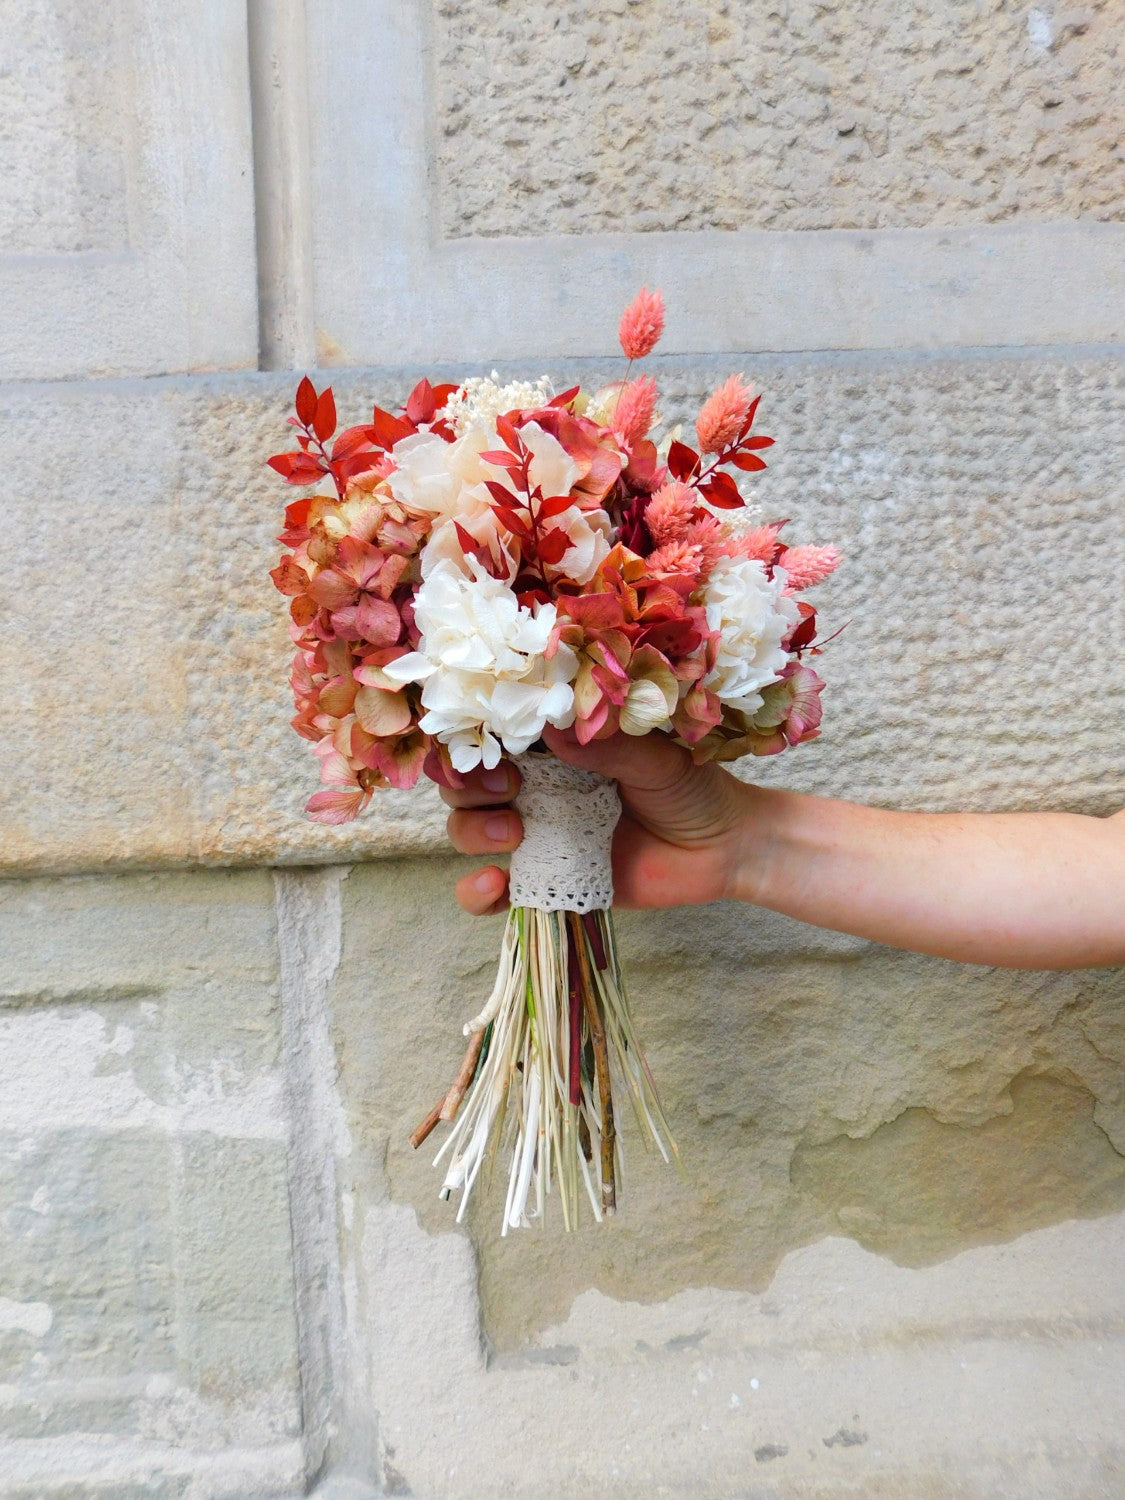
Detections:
434,0,1125,237
330,859,1125,1351
321,860,1125,1496
2,348,1121,875
0,871,302,1478
0,1,257,379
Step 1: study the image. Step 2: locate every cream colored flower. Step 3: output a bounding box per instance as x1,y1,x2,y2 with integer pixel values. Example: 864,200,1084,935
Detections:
382,558,578,771
700,557,800,715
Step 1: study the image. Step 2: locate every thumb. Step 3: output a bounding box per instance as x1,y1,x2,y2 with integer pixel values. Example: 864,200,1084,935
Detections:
541,725,692,792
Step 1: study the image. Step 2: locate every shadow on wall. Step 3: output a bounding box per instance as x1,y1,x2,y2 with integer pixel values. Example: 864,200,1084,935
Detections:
335,858,1125,1350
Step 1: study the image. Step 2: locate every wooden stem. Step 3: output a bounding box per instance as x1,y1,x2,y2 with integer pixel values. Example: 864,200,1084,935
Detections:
410,1025,486,1148
409,1099,444,1150
440,1027,487,1122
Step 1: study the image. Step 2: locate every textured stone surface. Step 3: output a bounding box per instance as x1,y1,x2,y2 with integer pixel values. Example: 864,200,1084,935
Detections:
0,4,128,255
331,858,1125,1349
2,348,1122,877
2,855,1122,1496
307,0,1125,362
0,871,305,1495
319,860,1125,1496
436,0,1125,238
0,0,257,380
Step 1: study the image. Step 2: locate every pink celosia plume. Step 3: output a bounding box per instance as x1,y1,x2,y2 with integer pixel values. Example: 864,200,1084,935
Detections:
644,481,697,543
612,376,659,446
618,287,665,360
696,374,756,455
776,544,841,591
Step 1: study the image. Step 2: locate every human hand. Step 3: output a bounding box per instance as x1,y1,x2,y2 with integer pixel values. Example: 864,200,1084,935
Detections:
440,727,755,915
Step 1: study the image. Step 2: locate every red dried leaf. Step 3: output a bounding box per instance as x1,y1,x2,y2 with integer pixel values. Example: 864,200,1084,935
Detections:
550,385,581,408
454,522,507,579
537,493,573,519
493,505,532,540
699,470,744,508
313,388,337,442
738,434,775,450
332,424,376,461
404,378,435,425
537,527,570,565
737,394,762,437
494,413,525,451
479,449,521,469
667,440,701,482
484,479,517,507
269,451,326,483
371,406,415,450
295,375,317,427
730,451,768,473
787,609,818,653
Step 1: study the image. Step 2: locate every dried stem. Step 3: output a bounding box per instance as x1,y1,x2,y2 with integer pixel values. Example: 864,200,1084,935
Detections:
440,1026,487,1122
569,913,616,1214
409,1099,445,1150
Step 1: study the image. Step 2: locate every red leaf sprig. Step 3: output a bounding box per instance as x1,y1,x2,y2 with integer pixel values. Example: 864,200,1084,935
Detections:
665,395,775,510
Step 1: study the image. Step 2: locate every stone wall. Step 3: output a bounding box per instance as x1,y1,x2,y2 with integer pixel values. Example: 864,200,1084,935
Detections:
1,1,1122,1496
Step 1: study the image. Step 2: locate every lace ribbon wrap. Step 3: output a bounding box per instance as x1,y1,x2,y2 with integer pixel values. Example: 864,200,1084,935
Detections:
508,752,621,913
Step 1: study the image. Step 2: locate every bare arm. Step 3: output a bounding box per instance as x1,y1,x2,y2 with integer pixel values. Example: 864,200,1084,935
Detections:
443,730,1125,971
737,790,1125,969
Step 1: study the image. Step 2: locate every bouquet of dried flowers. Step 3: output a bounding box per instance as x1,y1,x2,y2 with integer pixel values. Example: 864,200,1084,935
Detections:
268,290,839,1232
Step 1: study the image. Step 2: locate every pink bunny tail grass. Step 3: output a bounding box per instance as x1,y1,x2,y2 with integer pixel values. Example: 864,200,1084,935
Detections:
777,544,842,591
644,481,698,543
726,520,787,564
696,374,756,455
618,287,665,360
613,375,659,446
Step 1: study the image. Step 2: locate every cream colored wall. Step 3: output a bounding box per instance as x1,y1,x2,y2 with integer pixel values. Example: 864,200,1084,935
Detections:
1,1,1122,1496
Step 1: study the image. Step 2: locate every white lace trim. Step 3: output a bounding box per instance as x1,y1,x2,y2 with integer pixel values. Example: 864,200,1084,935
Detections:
508,752,620,913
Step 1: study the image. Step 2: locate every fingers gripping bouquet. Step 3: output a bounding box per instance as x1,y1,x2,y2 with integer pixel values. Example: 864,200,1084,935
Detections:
268,290,840,1233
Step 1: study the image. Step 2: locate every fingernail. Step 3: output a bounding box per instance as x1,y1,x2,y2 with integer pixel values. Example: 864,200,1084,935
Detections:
484,813,511,843
482,766,509,792
473,869,499,894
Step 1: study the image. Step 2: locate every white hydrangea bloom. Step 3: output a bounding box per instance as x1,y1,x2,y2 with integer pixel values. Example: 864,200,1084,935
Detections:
441,372,554,437
381,558,578,771
700,557,800,715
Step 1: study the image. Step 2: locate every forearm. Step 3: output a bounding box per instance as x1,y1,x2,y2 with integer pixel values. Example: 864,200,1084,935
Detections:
734,788,1125,969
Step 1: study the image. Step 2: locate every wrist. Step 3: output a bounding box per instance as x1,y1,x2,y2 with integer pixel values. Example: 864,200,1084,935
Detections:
725,780,790,908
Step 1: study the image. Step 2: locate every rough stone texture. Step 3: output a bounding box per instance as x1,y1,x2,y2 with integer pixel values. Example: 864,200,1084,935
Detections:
307,0,1125,363
436,0,1125,238
322,859,1125,1496
2,347,1120,878
0,0,258,380
0,4,128,254
333,858,1125,1348
0,870,305,1496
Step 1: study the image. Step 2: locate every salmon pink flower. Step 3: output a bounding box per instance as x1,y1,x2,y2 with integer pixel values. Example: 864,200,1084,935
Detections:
696,375,756,455
306,536,406,646
775,543,841,592
644,481,698,543
306,745,374,824
611,377,659,447
618,287,665,360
